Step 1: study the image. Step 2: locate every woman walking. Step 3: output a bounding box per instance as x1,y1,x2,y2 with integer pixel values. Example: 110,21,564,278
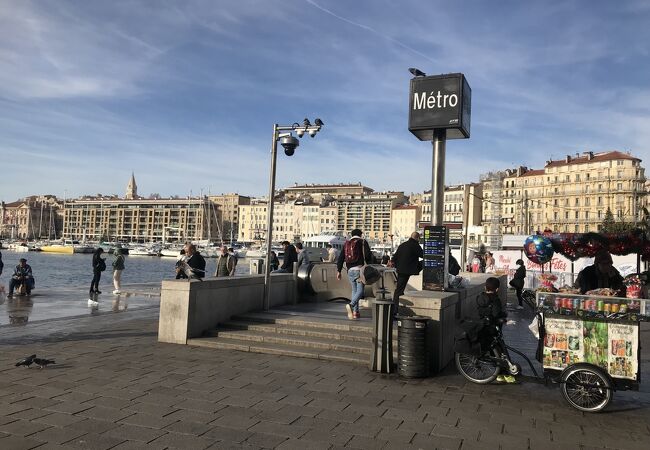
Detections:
90,248,106,294
112,251,125,294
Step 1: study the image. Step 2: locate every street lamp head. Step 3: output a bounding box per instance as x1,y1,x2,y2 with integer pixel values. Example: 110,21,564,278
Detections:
280,134,299,156
314,118,324,126
303,118,311,127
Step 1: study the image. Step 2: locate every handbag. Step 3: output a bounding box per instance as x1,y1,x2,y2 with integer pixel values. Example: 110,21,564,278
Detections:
358,240,381,285
509,277,523,290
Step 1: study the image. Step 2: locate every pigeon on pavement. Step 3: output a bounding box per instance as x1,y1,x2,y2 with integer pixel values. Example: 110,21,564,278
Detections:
33,358,55,369
15,354,37,367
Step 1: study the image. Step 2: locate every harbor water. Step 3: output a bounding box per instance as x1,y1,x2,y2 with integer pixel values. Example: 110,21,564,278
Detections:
0,250,254,326
0,250,252,291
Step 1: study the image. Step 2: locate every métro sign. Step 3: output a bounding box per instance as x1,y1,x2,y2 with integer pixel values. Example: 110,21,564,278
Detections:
408,73,471,141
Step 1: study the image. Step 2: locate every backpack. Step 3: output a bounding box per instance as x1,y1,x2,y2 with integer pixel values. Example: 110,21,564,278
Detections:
97,258,107,272
344,239,363,265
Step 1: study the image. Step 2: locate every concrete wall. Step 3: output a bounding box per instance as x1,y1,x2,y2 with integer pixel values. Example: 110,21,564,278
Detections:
398,273,507,374
158,274,295,344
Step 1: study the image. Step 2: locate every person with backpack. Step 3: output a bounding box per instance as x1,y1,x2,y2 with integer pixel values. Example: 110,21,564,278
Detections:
390,231,423,316
336,229,373,320
90,248,106,294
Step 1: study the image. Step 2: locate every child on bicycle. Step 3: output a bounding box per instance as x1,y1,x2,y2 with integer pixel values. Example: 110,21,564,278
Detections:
477,277,515,383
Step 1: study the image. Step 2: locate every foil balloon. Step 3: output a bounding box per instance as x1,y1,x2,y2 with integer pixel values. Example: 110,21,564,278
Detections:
524,235,554,265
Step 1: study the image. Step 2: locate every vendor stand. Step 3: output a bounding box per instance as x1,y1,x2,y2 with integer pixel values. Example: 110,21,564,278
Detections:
525,230,650,411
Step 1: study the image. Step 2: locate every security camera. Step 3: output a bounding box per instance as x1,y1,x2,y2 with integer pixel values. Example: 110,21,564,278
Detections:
296,129,305,138
309,128,318,138
280,135,299,156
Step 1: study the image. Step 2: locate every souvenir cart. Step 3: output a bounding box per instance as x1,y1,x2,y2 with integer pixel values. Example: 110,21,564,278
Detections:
524,231,650,411
536,289,649,411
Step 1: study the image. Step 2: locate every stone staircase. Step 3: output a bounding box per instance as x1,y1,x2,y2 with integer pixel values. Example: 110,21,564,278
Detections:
187,309,394,366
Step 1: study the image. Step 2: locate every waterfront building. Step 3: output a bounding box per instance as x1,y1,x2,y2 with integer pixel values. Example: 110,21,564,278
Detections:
61,176,219,242
390,205,421,243
208,193,251,242
480,151,646,248
336,192,407,241
0,195,63,240
62,196,219,243
238,200,268,243
281,182,373,203
238,200,338,244
412,184,483,248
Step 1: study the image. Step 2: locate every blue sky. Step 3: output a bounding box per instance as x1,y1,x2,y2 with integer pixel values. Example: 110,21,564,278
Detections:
1,0,649,202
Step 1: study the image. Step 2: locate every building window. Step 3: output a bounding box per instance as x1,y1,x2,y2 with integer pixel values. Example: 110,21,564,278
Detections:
575,174,580,182
586,173,590,180
585,211,590,219
575,198,579,206
575,211,579,219
554,199,558,206
617,183,623,190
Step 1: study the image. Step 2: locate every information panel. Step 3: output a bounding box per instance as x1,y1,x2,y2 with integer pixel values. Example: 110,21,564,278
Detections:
422,225,448,291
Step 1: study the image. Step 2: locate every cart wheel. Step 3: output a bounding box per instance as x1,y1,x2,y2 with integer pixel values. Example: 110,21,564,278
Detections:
508,362,522,376
560,363,613,413
455,352,499,384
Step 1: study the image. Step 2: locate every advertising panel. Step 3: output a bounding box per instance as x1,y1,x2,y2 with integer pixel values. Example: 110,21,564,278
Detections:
542,316,639,380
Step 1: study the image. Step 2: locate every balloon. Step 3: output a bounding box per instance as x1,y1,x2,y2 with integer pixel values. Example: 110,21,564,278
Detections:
524,235,554,265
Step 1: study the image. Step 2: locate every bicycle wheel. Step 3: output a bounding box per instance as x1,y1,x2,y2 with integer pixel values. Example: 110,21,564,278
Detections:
455,352,500,384
560,363,613,412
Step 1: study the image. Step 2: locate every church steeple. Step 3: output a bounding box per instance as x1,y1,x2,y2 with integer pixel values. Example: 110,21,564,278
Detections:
126,172,138,199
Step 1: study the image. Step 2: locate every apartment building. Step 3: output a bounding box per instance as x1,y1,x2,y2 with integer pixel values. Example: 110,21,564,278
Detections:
62,196,218,242
337,192,407,240
208,193,251,241
0,195,63,240
281,183,373,202
480,151,646,248
238,200,268,243
390,205,421,241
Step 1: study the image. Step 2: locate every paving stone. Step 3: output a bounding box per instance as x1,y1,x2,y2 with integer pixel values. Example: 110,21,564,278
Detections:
29,425,87,445
0,434,47,450
65,432,127,450
212,414,260,430
65,418,121,435
300,428,353,446
119,412,178,429
33,411,85,427
164,419,212,436
76,405,135,423
316,408,362,424
0,419,50,437
202,425,252,443
43,401,94,415
411,432,462,450
276,438,331,450
249,421,310,439
102,423,167,443
346,434,388,449
163,408,220,424
244,431,289,448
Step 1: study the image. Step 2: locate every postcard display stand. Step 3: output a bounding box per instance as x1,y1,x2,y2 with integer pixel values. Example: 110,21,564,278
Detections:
537,292,649,389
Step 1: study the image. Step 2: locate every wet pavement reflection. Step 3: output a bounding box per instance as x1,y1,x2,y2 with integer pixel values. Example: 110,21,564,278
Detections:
0,283,160,326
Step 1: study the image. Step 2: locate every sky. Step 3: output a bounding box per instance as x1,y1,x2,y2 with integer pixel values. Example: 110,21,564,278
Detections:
1,0,650,202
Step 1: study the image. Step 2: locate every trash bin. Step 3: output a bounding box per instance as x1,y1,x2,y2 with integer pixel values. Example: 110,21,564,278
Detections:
370,298,394,373
249,258,265,275
397,315,431,378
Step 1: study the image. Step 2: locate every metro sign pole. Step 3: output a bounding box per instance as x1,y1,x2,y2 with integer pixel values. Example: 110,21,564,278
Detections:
408,71,471,291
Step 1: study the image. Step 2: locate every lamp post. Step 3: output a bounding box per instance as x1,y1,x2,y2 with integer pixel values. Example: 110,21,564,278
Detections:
263,119,324,311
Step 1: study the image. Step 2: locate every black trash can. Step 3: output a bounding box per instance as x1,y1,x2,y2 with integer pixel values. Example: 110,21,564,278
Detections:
370,298,394,373
397,315,431,378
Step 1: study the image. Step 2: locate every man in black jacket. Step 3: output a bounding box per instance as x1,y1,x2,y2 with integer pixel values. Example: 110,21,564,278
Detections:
390,232,423,315
337,229,373,320
274,241,297,273
184,243,206,280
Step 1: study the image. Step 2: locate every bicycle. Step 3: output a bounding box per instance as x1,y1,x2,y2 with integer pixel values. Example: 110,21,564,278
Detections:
455,313,614,412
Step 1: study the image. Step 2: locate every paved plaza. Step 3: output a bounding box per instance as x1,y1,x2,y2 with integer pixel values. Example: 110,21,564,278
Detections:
0,291,649,449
